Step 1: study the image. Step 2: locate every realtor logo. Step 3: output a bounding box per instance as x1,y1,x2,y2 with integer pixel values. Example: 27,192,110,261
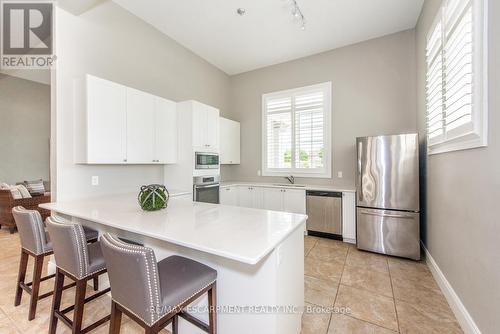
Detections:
1,1,55,69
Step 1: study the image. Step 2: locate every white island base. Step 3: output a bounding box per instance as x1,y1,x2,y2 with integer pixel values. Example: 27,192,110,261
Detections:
43,196,305,334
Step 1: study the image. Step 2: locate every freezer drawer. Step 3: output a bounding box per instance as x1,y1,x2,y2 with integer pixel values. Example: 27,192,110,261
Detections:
356,208,420,260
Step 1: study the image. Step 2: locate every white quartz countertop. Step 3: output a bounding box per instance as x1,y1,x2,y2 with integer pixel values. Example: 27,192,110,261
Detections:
220,181,355,193
40,194,307,265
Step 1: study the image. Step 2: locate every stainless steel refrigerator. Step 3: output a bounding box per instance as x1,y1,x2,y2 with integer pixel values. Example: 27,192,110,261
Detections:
356,134,420,260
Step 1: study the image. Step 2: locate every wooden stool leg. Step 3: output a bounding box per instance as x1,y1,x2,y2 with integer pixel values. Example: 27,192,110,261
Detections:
109,301,122,334
72,279,87,334
144,323,160,334
172,315,178,334
14,249,29,306
93,276,99,291
208,283,217,334
49,269,64,334
28,254,44,320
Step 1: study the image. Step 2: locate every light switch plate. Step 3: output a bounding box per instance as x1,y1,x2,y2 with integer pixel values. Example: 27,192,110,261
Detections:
337,171,343,178
91,176,99,186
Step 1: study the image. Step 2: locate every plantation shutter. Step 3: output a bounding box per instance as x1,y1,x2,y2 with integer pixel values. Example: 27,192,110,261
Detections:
294,91,325,169
443,0,473,137
263,82,330,176
265,96,292,169
426,0,478,148
426,19,444,144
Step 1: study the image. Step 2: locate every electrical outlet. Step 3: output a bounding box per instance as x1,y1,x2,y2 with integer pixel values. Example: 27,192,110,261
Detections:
337,171,343,178
257,170,261,176
91,176,99,186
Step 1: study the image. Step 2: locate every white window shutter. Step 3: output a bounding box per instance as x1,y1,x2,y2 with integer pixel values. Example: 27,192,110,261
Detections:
426,19,444,144
425,0,487,154
294,91,325,169
265,97,292,169
444,0,473,137
262,82,331,177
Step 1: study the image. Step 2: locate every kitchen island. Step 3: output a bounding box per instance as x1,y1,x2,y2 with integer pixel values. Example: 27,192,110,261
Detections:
40,194,306,334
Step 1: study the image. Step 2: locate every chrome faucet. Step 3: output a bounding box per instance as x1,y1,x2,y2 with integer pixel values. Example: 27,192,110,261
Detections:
285,175,295,184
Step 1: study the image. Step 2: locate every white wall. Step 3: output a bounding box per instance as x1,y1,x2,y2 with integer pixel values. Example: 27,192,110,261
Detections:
54,2,230,200
224,30,417,188
0,74,50,184
416,0,500,333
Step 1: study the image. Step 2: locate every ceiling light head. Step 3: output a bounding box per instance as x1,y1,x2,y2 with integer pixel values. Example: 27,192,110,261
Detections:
236,8,246,16
289,0,306,30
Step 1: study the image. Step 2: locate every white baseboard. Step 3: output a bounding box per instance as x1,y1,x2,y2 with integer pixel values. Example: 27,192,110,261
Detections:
422,244,482,334
343,238,356,244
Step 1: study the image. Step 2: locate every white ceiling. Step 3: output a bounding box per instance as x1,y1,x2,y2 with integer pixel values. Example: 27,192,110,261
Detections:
113,0,424,75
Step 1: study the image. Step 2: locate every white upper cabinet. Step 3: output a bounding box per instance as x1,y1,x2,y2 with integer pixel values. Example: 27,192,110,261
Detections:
154,97,177,164
192,105,205,148
190,101,219,151
75,74,177,164
82,75,127,164
219,117,240,164
205,106,219,149
126,88,155,163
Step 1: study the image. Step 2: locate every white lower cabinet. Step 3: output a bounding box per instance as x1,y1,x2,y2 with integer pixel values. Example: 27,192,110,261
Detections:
283,189,307,214
342,192,356,243
220,186,238,206
262,188,283,211
237,186,263,209
221,186,306,214
219,185,354,242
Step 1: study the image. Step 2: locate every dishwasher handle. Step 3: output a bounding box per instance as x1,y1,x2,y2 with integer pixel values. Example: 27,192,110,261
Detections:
306,190,342,197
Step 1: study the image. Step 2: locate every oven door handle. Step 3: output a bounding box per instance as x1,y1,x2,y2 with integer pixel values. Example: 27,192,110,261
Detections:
194,184,220,189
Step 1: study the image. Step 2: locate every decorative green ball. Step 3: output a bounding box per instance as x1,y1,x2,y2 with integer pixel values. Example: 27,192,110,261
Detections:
138,184,169,211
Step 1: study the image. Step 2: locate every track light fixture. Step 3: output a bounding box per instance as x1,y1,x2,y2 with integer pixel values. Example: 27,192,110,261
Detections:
290,0,306,30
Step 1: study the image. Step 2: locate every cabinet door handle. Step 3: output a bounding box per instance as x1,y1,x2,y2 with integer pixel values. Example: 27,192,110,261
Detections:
123,159,127,162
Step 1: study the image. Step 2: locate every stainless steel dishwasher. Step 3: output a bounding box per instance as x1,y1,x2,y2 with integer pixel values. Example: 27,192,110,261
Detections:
306,191,342,239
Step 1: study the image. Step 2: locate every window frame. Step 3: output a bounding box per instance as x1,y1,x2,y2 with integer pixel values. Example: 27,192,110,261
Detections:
261,82,332,178
426,0,488,155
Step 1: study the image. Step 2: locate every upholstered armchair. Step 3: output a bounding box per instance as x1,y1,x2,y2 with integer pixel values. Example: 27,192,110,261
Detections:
0,190,51,233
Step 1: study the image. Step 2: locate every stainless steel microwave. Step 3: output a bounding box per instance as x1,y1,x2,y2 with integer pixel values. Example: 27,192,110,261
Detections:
195,152,219,169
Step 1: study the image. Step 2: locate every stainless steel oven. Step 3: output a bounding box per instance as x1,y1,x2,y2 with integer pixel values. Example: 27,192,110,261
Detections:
193,175,220,204
195,152,219,169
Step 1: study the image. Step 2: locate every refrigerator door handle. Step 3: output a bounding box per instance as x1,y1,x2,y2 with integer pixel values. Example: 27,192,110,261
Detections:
359,210,415,219
357,141,363,202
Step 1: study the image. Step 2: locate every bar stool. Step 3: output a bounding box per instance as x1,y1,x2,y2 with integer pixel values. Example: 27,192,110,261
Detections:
11,206,98,321
45,217,110,334
100,233,218,334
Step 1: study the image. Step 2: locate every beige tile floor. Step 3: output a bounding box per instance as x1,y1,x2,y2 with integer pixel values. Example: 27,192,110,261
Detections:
302,235,463,334
0,229,462,334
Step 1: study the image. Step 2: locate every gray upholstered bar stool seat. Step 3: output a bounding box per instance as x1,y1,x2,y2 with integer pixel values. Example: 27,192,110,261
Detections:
100,233,218,334
45,217,110,334
11,206,98,321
